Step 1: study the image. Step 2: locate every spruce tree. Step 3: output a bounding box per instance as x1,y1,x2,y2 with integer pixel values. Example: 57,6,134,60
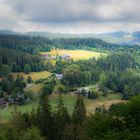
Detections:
27,76,33,83
56,94,71,140
72,96,86,124
36,93,54,140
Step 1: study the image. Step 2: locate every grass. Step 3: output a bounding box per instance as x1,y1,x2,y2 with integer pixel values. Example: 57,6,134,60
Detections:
0,102,38,122
12,71,51,81
41,49,107,60
0,93,124,122
25,83,44,95
12,71,51,95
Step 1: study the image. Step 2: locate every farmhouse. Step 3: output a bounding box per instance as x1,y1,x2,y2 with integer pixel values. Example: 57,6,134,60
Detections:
0,98,7,107
61,54,72,60
55,73,63,80
75,87,90,97
41,54,49,57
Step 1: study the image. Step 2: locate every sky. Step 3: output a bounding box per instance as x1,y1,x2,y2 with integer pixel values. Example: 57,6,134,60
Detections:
0,0,140,33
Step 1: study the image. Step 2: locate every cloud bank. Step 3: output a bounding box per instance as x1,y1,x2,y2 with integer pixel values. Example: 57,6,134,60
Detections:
0,0,140,33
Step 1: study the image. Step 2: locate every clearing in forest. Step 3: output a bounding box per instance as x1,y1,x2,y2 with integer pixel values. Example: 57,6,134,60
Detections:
41,49,107,60
12,71,51,81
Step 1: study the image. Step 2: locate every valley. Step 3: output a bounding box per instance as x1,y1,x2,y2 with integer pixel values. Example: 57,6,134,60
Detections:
0,34,140,140
1,0,140,139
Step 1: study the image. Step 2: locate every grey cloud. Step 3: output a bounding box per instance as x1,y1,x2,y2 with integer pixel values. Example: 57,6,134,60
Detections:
0,0,140,33
4,0,140,23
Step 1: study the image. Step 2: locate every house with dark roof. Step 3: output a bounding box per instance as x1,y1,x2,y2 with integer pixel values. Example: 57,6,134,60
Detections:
75,87,90,97
0,98,6,107
55,73,63,80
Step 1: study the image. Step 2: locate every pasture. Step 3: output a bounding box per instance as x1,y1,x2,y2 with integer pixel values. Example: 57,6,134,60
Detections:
41,49,107,60
0,93,123,122
25,83,44,95
12,71,51,81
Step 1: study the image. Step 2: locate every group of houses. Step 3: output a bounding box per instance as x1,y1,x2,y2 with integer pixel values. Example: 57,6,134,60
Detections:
0,98,7,107
55,73,63,80
75,87,90,97
0,94,31,107
74,87,98,99
41,53,72,60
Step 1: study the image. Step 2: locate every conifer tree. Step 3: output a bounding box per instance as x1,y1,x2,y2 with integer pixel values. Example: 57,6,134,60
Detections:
27,76,33,83
56,94,71,140
72,96,86,124
36,93,54,140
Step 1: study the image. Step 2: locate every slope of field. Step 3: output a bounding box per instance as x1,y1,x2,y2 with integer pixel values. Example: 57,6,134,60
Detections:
0,93,123,122
25,83,44,95
41,49,107,60
12,71,51,81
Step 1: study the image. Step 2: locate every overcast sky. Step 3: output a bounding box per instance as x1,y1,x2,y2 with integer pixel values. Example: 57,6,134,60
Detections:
0,0,140,33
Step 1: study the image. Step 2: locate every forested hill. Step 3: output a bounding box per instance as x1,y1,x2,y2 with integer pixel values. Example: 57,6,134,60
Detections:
52,38,139,52
0,35,52,54
0,34,139,54
0,34,140,75
0,35,53,74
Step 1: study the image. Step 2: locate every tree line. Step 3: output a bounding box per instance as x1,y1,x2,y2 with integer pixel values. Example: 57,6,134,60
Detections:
61,53,133,83
0,34,140,54
0,48,46,75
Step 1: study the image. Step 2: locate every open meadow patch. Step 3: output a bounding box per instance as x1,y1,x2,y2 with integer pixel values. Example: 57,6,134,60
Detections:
12,71,51,81
0,93,124,122
41,49,107,60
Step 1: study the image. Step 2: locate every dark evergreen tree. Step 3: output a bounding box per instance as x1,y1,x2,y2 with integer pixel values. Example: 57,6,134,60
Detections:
24,64,31,74
36,94,54,140
56,94,71,140
20,127,45,140
0,64,11,77
27,76,33,83
72,96,86,124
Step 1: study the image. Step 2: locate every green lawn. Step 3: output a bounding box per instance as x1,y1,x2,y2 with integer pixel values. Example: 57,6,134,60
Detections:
0,93,124,122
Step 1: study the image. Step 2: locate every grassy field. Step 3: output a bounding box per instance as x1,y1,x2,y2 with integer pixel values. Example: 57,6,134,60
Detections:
12,71,51,81
0,93,123,122
0,102,38,123
41,49,107,60
25,83,44,95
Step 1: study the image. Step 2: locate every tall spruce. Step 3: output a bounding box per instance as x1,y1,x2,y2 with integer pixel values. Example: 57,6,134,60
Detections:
36,93,54,140
56,94,71,140
72,96,86,124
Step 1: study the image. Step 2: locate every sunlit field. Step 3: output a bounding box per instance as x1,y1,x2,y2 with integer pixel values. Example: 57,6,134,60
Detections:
41,49,107,60
12,71,51,81
25,83,44,95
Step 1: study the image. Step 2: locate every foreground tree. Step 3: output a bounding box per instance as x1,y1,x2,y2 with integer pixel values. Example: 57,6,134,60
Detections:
56,94,71,140
72,96,86,124
20,127,45,140
36,94,54,140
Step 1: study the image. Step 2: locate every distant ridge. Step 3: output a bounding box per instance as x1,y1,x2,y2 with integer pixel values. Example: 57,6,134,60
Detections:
0,29,140,45
0,30,19,35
